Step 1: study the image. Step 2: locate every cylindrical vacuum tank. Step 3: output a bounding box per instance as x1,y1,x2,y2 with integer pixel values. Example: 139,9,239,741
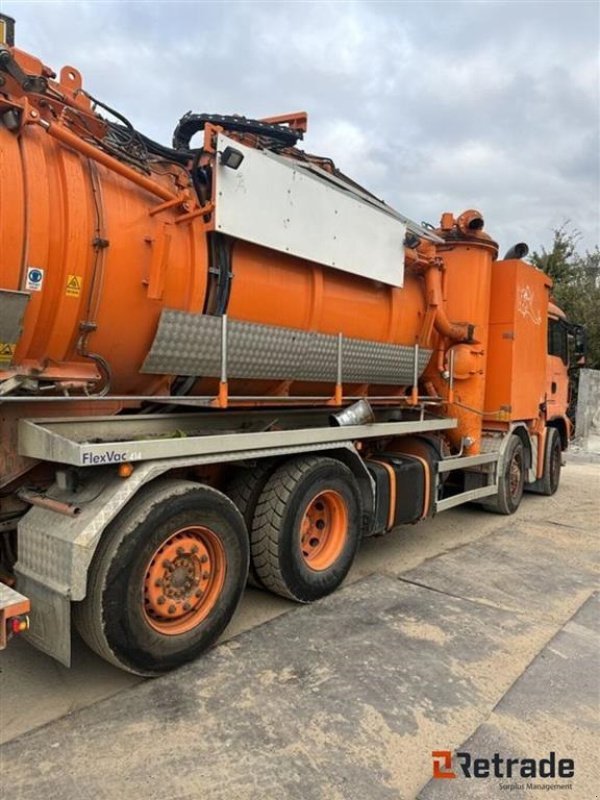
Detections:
0,125,427,399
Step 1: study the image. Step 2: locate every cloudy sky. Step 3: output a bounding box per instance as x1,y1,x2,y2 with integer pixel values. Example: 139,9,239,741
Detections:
3,0,599,253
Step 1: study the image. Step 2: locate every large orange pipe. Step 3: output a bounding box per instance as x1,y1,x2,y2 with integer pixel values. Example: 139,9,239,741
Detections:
38,119,180,203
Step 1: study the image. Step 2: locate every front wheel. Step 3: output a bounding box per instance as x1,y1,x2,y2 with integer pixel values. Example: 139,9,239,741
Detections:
74,480,249,675
526,428,562,496
481,435,525,515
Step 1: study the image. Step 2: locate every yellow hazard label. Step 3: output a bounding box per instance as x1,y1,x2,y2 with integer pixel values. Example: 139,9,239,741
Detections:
66,274,82,297
0,342,16,363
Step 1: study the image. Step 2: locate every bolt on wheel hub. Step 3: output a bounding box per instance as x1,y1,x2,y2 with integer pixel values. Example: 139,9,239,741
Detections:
300,489,348,571
509,453,522,498
143,526,226,635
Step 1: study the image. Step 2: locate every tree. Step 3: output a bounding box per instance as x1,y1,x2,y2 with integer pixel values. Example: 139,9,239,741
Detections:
530,225,600,370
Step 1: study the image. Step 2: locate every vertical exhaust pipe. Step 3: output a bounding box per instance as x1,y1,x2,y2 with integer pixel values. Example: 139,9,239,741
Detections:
503,243,529,260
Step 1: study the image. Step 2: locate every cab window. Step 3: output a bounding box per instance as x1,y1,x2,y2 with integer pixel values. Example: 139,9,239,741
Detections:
548,318,568,364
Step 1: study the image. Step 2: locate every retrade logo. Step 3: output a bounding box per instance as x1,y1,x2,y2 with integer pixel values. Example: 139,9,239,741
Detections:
432,750,456,779
431,750,575,781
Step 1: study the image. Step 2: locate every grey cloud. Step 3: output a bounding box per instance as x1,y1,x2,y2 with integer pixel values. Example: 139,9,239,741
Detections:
3,0,599,251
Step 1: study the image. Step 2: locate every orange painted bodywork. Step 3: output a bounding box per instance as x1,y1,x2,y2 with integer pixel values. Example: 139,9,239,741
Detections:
546,303,571,430
424,226,498,453
0,48,430,401
0,113,428,396
485,260,552,421
0,122,205,396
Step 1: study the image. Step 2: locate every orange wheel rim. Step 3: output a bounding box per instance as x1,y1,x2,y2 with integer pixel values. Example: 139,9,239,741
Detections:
142,526,226,635
509,452,523,498
300,490,348,571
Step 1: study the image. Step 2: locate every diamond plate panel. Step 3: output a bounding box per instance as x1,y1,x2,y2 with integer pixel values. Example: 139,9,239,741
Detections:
142,311,432,385
0,582,28,608
0,290,30,343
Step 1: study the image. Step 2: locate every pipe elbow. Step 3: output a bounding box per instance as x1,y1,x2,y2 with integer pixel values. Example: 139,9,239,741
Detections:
424,264,473,342
456,209,484,235
503,242,529,260
435,314,472,342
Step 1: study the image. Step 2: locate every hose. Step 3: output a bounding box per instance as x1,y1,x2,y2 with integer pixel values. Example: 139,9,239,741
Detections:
172,112,303,151
165,234,232,403
83,351,112,397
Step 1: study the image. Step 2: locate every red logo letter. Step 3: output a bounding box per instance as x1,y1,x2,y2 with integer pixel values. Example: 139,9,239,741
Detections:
432,750,456,779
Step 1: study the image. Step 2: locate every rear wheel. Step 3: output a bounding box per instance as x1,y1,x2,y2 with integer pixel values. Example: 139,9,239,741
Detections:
74,480,248,675
481,435,525,515
250,456,361,602
224,462,275,587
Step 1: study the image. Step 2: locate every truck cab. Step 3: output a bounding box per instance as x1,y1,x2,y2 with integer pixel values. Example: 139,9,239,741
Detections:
546,303,586,446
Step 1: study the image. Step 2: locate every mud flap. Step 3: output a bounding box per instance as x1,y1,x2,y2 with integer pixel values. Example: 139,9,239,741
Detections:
16,574,71,666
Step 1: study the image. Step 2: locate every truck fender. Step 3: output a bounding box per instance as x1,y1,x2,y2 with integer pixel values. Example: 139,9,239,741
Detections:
490,423,534,484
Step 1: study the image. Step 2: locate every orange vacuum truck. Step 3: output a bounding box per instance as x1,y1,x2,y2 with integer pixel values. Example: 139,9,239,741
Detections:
0,16,585,674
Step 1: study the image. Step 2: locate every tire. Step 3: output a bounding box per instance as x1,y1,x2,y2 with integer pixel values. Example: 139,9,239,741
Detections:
224,461,275,587
73,479,249,676
250,456,362,602
526,428,562,496
481,435,525,515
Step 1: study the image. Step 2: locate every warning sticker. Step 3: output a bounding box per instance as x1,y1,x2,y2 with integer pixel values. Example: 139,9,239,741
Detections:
0,343,16,364
26,267,44,292
66,274,83,297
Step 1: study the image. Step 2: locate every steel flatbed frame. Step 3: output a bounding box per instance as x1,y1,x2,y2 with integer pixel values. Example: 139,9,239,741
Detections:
19,410,458,468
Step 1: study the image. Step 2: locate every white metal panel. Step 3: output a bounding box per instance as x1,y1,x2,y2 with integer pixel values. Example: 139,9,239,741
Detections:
214,134,405,287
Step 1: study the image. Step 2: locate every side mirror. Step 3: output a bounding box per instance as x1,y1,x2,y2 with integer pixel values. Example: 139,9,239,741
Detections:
568,323,587,367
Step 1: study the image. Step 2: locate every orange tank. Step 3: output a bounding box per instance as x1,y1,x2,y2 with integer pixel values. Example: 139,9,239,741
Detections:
424,210,499,453
0,42,431,401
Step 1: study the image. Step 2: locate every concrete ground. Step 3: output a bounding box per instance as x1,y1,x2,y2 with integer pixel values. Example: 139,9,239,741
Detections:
0,460,598,799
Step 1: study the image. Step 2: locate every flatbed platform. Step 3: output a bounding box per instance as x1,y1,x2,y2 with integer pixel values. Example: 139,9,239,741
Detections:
18,410,457,467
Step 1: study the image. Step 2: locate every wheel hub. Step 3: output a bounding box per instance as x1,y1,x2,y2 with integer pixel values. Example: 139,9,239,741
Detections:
300,490,348,571
143,527,225,635
509,453,523,498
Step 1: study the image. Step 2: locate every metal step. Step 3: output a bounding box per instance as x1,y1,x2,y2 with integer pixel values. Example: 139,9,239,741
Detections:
437,451,499,472
435,484,498,512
